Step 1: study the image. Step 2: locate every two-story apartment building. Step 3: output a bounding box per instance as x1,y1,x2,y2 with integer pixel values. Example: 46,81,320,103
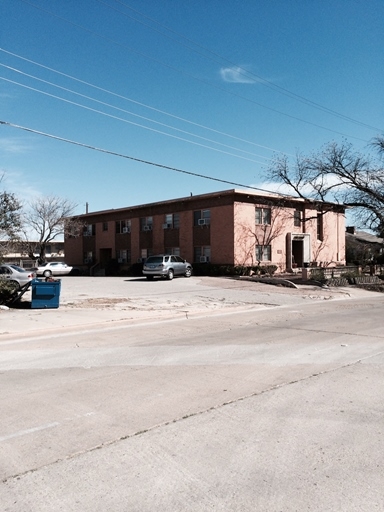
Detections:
64,189,346,272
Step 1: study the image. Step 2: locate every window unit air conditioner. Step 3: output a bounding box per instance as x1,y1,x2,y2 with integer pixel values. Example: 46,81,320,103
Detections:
198,219,206,226
122,227,130,234
199,256,208,263
84,258,91,264
143,225,152,231
162,223,172,229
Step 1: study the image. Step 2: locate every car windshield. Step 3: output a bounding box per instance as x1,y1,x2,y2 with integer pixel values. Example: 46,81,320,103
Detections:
146,257,163,264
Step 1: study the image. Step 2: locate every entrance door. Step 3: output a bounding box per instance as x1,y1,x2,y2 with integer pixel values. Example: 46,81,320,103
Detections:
99,248,112,267
292,240,303,267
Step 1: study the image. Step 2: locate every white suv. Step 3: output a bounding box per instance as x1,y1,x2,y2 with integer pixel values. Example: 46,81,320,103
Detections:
142,255,192,280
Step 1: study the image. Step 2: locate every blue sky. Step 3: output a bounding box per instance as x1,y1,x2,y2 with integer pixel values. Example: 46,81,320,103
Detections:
1,0,383,216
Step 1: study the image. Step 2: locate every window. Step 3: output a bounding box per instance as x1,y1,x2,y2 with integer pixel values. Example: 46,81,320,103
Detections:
194,209,210,226
116,249,131,264
165,247,180,256
140,248,153,261
163,213,180,229
255,207,271,225
140,217,153,231
83,251,93,264
83,224,95,236
194,246,211,262
102,222,108,231
317,212,324,241
256,245,271,261
294,210,301,228
116,220,131,234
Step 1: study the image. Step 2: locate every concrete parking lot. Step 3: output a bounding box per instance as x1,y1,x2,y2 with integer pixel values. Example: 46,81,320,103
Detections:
0,274,369,336
1,276,383,511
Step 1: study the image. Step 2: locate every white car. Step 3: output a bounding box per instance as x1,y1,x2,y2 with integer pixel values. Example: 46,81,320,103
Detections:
35,262,73,277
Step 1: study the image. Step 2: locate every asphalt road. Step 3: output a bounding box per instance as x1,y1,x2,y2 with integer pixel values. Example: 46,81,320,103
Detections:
1,276,383,511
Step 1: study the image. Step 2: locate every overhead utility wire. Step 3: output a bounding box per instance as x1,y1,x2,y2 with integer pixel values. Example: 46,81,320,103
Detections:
103,0,382,132
0,63,272,162
0,77,266,165
0,120,292,198
15,1,370,142
0,48,284,155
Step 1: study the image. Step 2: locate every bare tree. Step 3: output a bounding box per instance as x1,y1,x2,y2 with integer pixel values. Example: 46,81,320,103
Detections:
234,199,292,272
21,196,79,264
268,137,384,235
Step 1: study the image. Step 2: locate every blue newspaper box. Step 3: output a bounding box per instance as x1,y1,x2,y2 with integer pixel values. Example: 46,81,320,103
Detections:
31,278,61,309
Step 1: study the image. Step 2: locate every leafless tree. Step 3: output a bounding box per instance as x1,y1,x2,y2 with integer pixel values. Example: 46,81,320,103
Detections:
268,137,384,236
235,199,291,272
21,196,81,264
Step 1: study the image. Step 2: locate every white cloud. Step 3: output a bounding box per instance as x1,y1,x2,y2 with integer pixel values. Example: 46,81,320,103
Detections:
220,66,256,84
0,137,32,154
250,181,301,198
252,176,351,201
1,169,42,204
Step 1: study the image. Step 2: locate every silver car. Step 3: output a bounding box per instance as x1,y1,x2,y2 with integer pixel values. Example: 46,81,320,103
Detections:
142,255,192,280
0,264,36,288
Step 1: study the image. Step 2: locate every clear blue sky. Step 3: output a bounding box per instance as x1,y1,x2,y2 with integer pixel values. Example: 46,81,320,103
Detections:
1,0,383,216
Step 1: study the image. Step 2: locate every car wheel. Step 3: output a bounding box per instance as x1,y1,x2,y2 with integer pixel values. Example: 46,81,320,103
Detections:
146,275,154,280
167,269,174,280
10,280,20,290
43,270,52,277
184,267,192,278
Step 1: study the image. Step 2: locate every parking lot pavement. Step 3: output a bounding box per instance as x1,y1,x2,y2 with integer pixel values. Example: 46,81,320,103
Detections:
0,275,379,338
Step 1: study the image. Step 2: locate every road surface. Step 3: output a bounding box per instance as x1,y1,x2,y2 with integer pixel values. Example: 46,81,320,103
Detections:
1,276,383,510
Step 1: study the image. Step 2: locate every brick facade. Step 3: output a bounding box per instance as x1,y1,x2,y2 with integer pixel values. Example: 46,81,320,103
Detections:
64,189,346,272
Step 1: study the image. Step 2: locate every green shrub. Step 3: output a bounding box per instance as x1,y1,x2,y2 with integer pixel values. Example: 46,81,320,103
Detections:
0,280,19,305
261,265,278,276
310,269,327,284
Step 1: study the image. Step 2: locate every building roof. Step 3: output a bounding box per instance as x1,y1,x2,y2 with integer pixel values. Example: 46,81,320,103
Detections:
346,228,383,245
75,189,345,218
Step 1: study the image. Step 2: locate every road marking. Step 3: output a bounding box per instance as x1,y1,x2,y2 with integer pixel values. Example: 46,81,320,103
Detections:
0,412,96,442
0,422,59,442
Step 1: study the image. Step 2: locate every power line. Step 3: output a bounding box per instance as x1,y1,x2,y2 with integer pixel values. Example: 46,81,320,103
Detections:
0,119,294,198
0,77,268,165
100,0,382,132
0,63,273,162
0,48,285,156
13,2,372,142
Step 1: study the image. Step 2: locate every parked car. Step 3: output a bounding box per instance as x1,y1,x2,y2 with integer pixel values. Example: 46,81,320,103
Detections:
0,264,36,288
142,255,192,280
34,262,73,277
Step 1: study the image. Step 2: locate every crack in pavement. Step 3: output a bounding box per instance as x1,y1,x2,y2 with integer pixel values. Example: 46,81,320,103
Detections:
2,348,384,485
